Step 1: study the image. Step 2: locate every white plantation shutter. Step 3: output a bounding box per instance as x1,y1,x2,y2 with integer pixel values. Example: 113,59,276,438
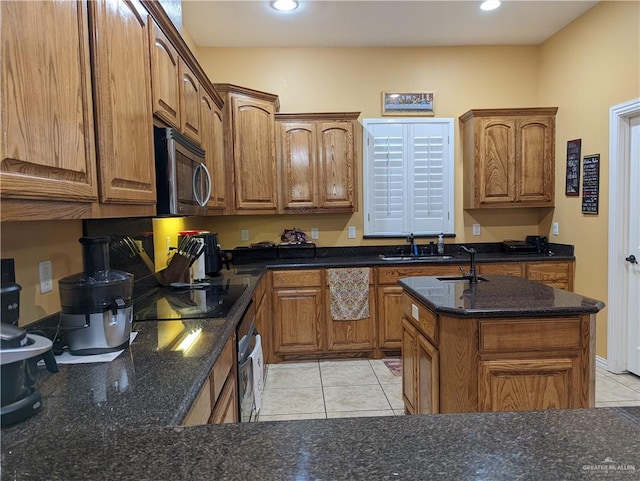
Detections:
363,119,454,236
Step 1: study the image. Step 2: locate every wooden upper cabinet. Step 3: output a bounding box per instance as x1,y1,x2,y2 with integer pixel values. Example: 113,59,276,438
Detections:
318,120,357,210
200,90,226,210
277,121,317,209
460,108,557,209
90,0,156,204
215,84,280,213
179,59,201,143
149,19,180,128
276,112,359,213
0,0,98,203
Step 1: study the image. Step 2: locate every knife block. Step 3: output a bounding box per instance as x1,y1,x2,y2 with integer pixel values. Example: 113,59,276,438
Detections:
160,253,191,286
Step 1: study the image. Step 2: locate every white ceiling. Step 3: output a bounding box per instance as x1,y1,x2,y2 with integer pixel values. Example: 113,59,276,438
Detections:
182,0,599,48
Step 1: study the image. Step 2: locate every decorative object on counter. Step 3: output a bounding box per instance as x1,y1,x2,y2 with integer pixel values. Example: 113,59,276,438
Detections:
382,91,434,116
1,323,58,426
327,268,371,320
280,228,308,244
581,153,600,214
59,237,134,356
565,138,581,196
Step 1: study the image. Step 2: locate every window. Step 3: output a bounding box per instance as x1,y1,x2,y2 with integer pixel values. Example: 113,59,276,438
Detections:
362,118,454,237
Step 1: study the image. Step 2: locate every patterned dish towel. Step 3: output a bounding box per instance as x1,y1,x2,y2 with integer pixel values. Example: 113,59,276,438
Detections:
327,268,370,321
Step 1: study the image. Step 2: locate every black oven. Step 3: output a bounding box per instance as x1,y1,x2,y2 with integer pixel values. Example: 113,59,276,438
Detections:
154,127,211,216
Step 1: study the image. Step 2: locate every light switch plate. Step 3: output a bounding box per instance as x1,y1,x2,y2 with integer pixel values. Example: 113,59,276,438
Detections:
311,228,319,240
552,222,559,236
241,229,249,241
473,224,481,236
348,226,356,239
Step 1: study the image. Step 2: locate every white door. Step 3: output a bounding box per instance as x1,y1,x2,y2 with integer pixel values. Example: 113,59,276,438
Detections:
626,115,640,375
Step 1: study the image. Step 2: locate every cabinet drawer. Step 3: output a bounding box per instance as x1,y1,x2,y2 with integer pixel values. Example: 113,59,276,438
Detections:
402,294,437,344
478,262,524,277
272,269,322,288
212,336,234,402
479,318,582,353
377,265,463,284
525,262,572,287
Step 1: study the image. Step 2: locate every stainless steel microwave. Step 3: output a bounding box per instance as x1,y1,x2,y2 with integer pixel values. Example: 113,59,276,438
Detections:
154,127,211,216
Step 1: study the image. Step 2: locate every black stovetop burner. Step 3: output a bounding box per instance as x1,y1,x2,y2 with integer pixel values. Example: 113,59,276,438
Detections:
133,282,247,321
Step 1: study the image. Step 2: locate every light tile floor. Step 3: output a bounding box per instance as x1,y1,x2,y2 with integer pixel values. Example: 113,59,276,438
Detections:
257,359,640,422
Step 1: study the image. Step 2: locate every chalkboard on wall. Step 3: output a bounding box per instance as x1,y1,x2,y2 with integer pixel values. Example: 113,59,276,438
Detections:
581,154,600,214
565,139,581,196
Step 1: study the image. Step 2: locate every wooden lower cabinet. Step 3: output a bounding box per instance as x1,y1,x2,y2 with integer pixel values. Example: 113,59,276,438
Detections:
182,335,238,425
526,261,574,290
272,270,324,356
401,291,594,414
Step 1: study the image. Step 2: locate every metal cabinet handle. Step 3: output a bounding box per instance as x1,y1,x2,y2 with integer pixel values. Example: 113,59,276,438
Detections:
625,254,638,264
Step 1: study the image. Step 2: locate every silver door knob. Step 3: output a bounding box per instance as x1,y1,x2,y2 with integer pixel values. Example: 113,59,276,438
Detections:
625,255,638,264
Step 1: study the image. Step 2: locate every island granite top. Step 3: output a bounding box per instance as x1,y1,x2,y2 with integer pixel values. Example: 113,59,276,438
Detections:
2,407,639,480
399,274,605,317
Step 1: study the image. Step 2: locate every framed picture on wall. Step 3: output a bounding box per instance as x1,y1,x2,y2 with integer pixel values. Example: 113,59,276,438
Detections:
382,92,434,116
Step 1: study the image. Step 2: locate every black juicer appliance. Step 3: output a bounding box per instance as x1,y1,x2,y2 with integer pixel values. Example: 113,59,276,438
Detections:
59,237,133,355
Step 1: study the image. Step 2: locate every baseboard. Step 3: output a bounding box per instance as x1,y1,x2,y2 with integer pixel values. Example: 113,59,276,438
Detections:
596,355,608,371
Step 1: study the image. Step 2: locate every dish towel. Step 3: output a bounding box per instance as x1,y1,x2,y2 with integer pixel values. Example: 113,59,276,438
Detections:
250,334,264,414
327,268,370,321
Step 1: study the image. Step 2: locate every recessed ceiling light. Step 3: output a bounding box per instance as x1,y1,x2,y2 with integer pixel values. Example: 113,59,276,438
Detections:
480,0,501,11
271,0,299,12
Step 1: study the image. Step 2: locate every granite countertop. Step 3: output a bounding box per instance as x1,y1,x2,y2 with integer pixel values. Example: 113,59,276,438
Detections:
399,274,605,317
2,407,639,480
5,244,616,480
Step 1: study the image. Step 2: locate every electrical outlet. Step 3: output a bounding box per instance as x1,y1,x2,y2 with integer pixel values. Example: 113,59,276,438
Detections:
39,260,53,294
552,222,559,236
472,224,481,236
347,226,356,239
241,229,249,241
311,228,319,240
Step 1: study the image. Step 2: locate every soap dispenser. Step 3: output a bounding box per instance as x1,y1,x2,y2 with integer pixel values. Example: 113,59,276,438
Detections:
437,234,445,254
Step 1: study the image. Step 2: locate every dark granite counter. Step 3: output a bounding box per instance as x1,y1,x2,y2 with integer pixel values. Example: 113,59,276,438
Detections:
2,407,639,480
399,275,604,317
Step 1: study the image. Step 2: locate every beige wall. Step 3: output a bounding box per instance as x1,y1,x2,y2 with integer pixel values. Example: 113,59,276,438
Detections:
538,1,640,357
1,2,637,359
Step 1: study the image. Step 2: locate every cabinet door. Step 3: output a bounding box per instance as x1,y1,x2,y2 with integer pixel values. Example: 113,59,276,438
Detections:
90,0,156,204
478,358,578,412
149,20,180,128
1,1,97,202
401,317,417,415
183,378,212,426
377,285,404,350
232,96,278,210
317,121,356,210
417,334,439,415
200,91,226,210
272,288,323,355
516,116,554,204
179,59,201,144
210,372,238,424
278,121,317,210
325,287,375,352
477,117,517,205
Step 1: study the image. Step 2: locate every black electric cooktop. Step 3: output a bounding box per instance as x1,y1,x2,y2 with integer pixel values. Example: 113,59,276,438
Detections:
133,282,248,321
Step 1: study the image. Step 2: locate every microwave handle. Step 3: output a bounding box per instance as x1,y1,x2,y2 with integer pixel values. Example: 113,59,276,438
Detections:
193,162,212,207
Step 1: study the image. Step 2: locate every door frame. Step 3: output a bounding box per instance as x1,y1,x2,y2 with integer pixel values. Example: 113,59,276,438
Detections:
607,97,640,373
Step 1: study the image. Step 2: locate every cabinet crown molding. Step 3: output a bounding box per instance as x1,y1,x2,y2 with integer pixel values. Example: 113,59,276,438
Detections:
459,107,558,121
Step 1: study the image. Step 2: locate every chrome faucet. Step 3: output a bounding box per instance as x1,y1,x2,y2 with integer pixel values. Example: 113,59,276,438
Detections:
458,245,478,284
407,233,418,256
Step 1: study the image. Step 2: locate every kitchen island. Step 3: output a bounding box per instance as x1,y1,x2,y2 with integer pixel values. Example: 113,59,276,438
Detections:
399,275,605,415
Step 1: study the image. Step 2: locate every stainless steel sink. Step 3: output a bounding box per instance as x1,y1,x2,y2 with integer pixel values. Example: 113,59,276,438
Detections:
379,255,453,261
